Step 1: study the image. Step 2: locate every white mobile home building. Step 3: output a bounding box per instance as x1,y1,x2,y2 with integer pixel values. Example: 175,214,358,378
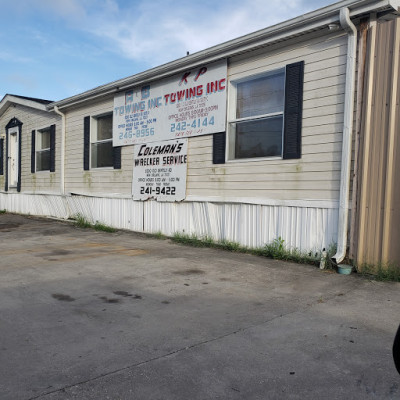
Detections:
2,0,400,267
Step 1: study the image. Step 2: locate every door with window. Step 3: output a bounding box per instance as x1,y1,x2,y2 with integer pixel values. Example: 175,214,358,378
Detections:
8,128,19,188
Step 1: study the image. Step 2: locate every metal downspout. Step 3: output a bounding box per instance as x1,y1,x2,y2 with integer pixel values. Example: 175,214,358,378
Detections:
53,106,66,196
332,7,357,264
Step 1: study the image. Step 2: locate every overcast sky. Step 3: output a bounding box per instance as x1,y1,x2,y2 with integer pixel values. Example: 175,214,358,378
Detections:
0,0,335,102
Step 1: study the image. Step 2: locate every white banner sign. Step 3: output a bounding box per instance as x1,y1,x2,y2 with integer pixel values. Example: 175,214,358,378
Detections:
132,139,188,202
113,60,227,146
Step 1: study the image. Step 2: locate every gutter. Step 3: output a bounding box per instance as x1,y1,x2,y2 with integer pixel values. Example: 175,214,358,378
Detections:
332,7,358,265
53,106,66,196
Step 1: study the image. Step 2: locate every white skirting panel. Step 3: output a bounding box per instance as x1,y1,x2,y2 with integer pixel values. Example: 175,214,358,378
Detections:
66,195,144,232
0,193,338,252
0,192,69,219
143,200,338,251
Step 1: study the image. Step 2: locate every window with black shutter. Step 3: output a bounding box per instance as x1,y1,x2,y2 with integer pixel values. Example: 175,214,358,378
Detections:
84,114,121,170
222,61,304,163
36,128,51,171
32,125,56,172
91,114,113,168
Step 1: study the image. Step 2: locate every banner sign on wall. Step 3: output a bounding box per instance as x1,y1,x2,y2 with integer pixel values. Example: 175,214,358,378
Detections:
132,138,188,202
113,60,227,146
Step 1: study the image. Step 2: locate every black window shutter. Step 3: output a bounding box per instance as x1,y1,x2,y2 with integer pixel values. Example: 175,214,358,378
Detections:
50,124,56,172
31,130,36,173
84,116,90,170
213,132,226,164
0,138,4,175
113,146,121,169
283,61,304,160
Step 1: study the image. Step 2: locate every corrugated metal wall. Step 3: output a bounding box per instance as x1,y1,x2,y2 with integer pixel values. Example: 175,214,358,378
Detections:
354,17,400,266
0,193,337,252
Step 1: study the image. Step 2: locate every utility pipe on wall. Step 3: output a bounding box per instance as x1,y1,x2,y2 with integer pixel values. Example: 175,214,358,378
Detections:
53,106,66,196
332,7,357,264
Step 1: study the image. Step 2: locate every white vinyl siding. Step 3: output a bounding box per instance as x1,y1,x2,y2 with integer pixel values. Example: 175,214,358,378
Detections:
0,105,60,193
64,97,133,195
53,30,347,204
186,31,347,203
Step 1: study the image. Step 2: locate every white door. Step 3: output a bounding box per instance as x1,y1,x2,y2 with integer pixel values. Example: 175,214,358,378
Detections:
8,130,18,187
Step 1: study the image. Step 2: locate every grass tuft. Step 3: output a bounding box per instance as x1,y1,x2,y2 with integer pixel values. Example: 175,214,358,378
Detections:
171,232,335,267
0,209,6,214
260,236,326,265
219,239,242,252
150,231,166,239
73,213,115,232
93,221,116,233
73,213,92,229
356,263,400,282
173,233,215,248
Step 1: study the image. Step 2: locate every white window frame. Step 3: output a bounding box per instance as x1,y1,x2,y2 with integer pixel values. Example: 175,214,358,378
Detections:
226,67,286,162
90,112,113,169
36,126,51,173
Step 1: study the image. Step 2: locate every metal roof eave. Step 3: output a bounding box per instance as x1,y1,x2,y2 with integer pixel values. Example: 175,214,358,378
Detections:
0,95,49,119
48,0,400,111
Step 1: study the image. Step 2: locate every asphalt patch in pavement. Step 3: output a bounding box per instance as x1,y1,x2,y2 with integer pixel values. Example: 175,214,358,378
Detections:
52,294,75,302
100,293,142,303
51,249,72,255
100,296,121,304
36,249,72,258
0,223,20,231
173,269,206,275
113,291,133,297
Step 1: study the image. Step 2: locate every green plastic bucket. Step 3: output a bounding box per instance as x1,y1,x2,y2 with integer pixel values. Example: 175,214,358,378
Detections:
337,264,353,275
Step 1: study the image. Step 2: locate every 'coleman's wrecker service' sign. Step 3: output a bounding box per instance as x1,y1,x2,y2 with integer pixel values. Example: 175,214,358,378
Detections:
113,60,227,146
132,139,188,201
115,60,227,202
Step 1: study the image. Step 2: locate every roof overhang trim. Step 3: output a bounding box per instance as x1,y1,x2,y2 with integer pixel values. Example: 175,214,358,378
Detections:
0,95,48,118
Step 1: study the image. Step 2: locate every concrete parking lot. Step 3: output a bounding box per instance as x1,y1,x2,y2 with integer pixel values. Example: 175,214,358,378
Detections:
0,213,399,400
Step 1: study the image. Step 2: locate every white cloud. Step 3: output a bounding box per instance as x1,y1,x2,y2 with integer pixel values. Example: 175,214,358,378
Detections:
70,0,332,66
2,0,333,66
